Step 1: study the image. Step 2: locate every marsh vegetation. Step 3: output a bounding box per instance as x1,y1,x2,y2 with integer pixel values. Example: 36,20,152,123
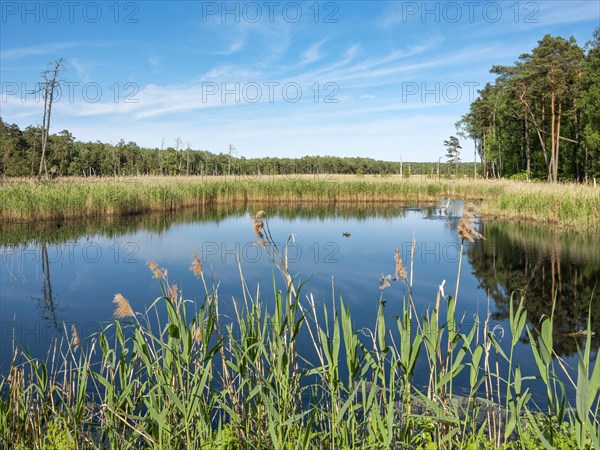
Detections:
1,210,598,449
0,176,598,232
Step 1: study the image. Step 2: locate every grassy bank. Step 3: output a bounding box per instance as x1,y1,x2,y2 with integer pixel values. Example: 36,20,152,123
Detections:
1,212,598,449
477,181,600,232
0,176,598,231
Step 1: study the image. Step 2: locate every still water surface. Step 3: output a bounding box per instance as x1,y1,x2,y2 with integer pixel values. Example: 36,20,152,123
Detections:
1,203,598,402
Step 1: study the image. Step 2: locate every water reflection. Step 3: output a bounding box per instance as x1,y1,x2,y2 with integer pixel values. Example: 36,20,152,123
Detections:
0,202,410,246
0,202,414,370
0,202,410,332
467,220,599,356
1,202,597,373
29,242,63,330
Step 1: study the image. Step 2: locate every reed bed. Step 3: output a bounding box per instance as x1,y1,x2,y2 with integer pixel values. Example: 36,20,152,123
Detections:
477,181,600,232
1,211,598,449
1,176,598,231
0,177,445,221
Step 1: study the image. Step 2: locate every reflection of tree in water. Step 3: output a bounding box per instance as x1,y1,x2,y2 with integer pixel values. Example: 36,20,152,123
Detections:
1,202,413,247
6,203,413,331
467,221,599,357
29,242,63,331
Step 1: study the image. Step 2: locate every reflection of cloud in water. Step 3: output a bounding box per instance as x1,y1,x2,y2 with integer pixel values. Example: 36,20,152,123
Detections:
2,204,596,405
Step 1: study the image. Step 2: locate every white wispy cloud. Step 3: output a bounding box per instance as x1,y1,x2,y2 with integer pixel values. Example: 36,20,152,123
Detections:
211,35,247,55
147,54,161,74
65,109,460,160
1,41,110,59
204,20,291,59
300,40,326,66
70,58,91,83
202,65,265,81
1,95,42,120
2,39,501,123
529,1,599,27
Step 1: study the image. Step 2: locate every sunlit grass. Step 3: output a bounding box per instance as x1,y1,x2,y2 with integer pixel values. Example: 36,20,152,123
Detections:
0,176,598,231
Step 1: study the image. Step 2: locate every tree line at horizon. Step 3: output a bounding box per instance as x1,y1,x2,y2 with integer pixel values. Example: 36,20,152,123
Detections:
0,117,477,178
457,28,600,182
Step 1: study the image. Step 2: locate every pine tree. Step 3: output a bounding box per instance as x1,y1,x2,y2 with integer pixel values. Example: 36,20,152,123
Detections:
444,135,462,176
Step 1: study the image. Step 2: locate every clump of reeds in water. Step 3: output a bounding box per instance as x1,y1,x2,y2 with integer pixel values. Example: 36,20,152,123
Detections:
0,211,598,449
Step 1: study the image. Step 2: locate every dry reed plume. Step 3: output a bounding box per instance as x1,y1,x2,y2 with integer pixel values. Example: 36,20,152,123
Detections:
458,207,484,242
70,324,81,349
147,261,167,279
190,253,204,277
113,293,135,319
169,284,180,303
394,248,408,284
253,220,264,238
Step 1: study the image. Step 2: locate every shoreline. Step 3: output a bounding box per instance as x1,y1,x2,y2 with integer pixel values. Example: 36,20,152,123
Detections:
1,176,598,232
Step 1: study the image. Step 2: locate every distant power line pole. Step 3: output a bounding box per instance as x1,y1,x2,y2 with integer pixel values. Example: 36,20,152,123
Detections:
400,154,403,182
227,144,237,176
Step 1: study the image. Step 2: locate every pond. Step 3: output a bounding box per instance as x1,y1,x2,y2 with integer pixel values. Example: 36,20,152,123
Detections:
1,202,598,404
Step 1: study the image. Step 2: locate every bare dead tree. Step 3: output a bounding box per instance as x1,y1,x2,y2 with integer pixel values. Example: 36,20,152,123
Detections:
34,58,64,181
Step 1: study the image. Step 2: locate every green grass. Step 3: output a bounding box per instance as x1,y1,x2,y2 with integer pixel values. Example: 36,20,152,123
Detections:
1,212,598,449
1,176,599,231
479,182,600,232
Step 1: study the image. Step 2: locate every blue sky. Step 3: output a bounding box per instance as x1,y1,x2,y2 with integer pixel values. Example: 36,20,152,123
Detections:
1,1,598,161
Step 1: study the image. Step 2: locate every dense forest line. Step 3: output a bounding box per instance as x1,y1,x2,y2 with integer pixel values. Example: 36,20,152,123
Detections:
0,117,476,178
1,29,598,182
457,28,600,182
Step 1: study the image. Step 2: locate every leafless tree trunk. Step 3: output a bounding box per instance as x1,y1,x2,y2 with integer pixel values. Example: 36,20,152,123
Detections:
37,59,64,181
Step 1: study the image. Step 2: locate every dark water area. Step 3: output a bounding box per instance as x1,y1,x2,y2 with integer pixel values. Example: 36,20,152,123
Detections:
1,203,598,404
